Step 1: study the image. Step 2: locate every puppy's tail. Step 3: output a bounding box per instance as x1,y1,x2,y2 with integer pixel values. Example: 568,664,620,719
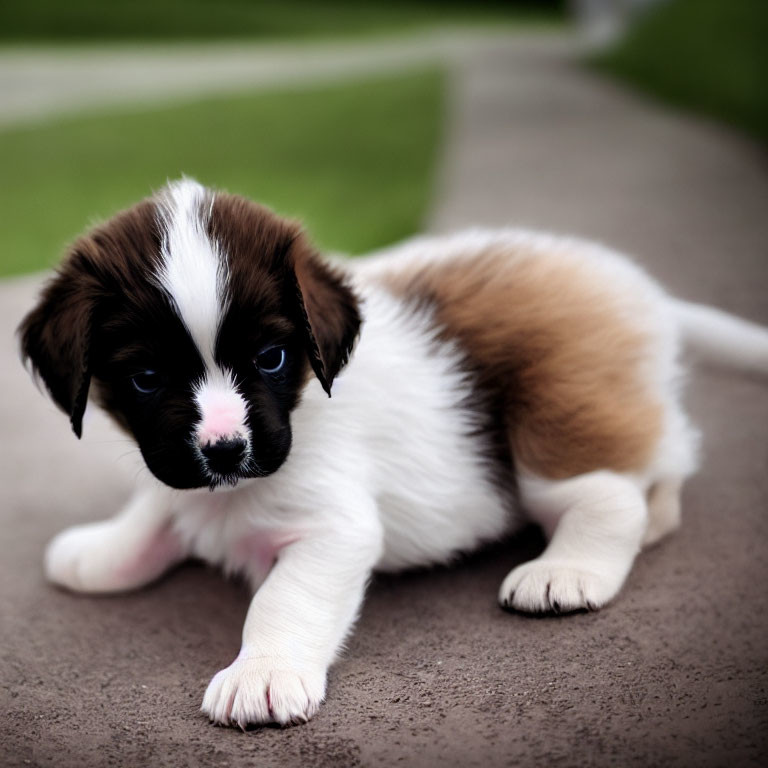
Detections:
673,299,768,375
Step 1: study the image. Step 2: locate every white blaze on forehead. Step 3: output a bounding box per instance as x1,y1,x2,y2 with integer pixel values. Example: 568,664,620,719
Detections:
155,179,248,449
155,178,226,372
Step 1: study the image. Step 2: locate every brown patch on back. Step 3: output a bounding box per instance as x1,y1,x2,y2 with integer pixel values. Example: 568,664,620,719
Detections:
380,245,663,479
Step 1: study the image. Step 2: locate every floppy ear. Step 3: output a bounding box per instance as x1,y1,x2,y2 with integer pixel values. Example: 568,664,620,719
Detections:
289,239,361,396
18,239,101,438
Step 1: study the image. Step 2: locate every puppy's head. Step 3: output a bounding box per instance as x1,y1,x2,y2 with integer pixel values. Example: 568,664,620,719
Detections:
19,179,360,489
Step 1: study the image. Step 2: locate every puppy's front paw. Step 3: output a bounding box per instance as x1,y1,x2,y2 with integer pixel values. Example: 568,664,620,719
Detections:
45,518,183,594
498,558,622,614
201,652,326,728
45,523,117,593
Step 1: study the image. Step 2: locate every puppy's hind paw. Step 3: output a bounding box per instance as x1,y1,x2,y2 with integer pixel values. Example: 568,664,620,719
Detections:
498,558,622,614
201,653,326,728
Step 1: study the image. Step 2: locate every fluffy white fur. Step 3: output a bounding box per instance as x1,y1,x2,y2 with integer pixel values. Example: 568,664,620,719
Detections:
155,179,227,375
44,195,768,727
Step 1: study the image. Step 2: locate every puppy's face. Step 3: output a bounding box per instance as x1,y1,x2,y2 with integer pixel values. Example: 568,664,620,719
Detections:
19,181,360,490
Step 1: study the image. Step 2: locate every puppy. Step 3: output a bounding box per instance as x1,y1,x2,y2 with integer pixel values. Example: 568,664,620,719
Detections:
19,179,768,728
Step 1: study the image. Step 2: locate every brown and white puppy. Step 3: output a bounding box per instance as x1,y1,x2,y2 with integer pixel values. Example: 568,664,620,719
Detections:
19,179,768,727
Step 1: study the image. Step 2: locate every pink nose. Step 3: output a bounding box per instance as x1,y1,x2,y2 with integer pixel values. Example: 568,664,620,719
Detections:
197,401,246,446
195,376,248,448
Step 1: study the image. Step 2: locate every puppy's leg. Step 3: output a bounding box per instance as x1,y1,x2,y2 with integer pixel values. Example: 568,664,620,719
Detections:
202,499,382,728
643,477,683,547
499,470,647,613
45,485,185,593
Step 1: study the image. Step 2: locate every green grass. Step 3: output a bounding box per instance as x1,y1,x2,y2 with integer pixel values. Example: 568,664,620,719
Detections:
0,1,564,43
0,69,445,277
593,0,768,144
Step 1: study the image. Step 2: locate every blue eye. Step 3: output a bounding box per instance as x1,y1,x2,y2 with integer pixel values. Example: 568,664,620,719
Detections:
131,370,162,394
256,346,286,374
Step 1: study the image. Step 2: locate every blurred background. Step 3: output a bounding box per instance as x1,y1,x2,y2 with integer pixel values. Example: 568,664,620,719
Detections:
0,0,765,277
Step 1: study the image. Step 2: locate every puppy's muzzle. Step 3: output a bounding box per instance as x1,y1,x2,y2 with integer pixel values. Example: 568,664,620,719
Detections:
201,437,248,476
